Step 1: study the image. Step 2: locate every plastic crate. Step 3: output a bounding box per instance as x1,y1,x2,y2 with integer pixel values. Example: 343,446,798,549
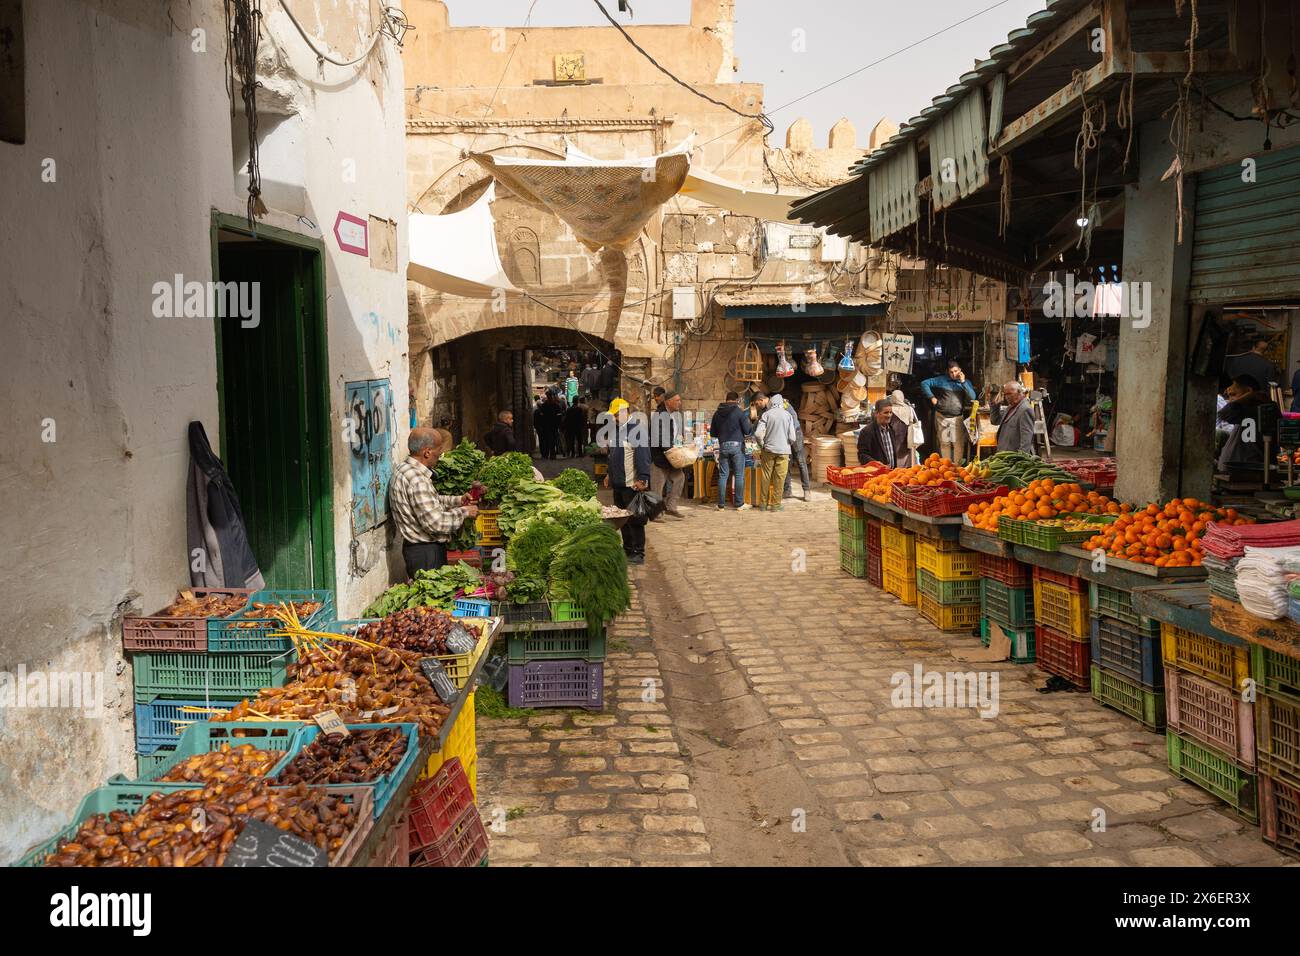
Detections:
550,600,588,623
130,650,290,704
840,528,868,557
120,719,300,783
1033,579,1089,640
840,548,867,578
446,549,483,569
411,804,489,868
1166,731,1258,823
475,509,503,545
122,588,255,653
1089,617,1163,689
430,622,492,689
408,756,477,851
1165,668,1255,768
867,549,883,589
1035,624,1090,688
979,619,1035,662
890,480,1007,517
1032,565,1087,593
1259,773,1300,856
866,520,882,556
881,547,916,582
1089,581,1157,631
1257,693,1300,790
838,510,867,536
207,589,334,653
136,750,174,778
1251,644,1300,704
917,593,980,632
981,579,1035,628
508,659,604,709
883,566,918,606
377,809,411,868
998,514,1115,550
507,621,607,663
917,567,981,605
494,601,552,625
836,499,865,517
1159,622,1250,692
13,782,191,867
452,597,492,618
915,540,978,581
134,699,232,753
1090,665,1165,731
276,722,420,820
880,525,915,558
420,691,477,794
978,552,1029,588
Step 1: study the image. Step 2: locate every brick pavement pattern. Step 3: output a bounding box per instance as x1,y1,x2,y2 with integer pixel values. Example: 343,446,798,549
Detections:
479,493,1290,866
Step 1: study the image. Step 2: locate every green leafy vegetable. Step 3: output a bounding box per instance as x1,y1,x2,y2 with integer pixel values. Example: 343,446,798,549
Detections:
549,523,630,633
362,561,483,616
498,479,566,538
552,468,598,500
476,452,535,504
433,439,486,496
506,574,547,604
447,520,480,552
506,519,569,579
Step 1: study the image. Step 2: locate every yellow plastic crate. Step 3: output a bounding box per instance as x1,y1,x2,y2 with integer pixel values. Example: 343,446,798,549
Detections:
881,525,915,558
420,690,477,795
918,593,981,631
883,566,918,606
593,461,608,478
476,509,503,545
1033,579,1089,639
881,547,916,582
429,623,492,688
915,540,979,581
837,500,865,517
1160,622,1250,692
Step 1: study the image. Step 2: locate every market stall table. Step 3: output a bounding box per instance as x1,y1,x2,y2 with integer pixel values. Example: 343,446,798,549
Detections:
1129,582,1244,648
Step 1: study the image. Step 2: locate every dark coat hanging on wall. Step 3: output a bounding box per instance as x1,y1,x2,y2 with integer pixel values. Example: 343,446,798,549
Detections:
186,421,265,589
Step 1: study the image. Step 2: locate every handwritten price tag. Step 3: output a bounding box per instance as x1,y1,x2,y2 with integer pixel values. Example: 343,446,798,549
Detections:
313,710,350,737
419,658,461,706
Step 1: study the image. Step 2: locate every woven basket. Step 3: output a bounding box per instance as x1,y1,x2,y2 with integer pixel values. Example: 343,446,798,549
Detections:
734,341,763,384
665,445,699,469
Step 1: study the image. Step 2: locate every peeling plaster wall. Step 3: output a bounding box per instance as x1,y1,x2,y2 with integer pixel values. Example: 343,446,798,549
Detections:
0,0,408,863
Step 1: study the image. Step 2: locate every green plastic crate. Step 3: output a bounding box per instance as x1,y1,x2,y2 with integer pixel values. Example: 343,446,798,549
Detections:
838,511,867,536
840,548,867,578
998,513,1116,551
549,601,587,623
1252,644,1300,704
978,618,1036,663
131,650,290,704
507,621,608,663
840,528,868,557
1166,731,1258,823
207,589,335,653
981,578,1035,628
1090,665,1165,731
113,720,301,786
916,567,981,605
136,750,174,778
14,783,193,867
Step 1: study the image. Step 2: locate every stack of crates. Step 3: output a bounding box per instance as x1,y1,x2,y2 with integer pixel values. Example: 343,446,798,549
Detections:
1087,581,1164,731
978,553,1035,660
122,588,330,775
914,538,980,632
1161,622,1258,824
1032,567,1090,688
881,525,917,606
506,617,606,711
1250,644,1300,852
838,502,867,579
865,520,884,590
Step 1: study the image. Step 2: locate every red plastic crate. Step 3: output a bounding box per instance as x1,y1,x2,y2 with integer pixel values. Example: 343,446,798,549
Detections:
1036,624,1090,688
1260,773,1300,857
1032,565,1087,593
890,480,1007,517
410,804,489,867
446,549,483,569
867,549,883,589
827,465,880,490
978,553,1030,588
866,520,882,556
122,588,254,652
409,757,477,851
376,809,410,868
1165,667,1255,769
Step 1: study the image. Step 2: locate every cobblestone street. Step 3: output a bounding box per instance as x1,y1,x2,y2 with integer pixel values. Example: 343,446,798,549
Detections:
479,495,1291,866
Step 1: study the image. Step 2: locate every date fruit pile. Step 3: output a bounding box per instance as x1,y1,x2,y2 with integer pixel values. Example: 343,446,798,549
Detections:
356,606,471,655
153,592,248,627
157,744,283,783
277,728,407,786
43,775,360,867
229,599,324,629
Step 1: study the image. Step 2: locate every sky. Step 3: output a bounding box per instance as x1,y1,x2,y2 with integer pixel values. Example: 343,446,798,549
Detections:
439,0,1048,147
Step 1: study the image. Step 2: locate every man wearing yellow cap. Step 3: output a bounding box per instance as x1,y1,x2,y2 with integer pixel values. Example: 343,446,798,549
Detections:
603,398,651,564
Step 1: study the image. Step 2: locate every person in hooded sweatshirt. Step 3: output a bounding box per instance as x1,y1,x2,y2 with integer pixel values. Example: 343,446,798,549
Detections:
771,394,810,501
709,390,753,509
753,391,798,512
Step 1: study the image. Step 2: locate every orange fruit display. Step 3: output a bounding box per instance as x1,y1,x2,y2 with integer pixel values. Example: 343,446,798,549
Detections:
859,454,973,503
965,479,1124,532
1078,499,1253,567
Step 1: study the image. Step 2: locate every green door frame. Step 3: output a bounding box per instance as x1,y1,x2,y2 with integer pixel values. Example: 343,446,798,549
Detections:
209,210,336,593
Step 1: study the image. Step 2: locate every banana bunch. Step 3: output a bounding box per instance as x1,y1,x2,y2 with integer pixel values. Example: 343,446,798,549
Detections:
968,452,1078,490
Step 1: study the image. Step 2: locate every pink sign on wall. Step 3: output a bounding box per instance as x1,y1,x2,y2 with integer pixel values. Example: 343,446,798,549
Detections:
333,212,368,257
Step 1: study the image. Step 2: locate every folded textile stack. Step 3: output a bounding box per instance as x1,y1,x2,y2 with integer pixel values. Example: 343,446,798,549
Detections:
1234,545,1300,619
1201,553,1240,601
1201,517,1300,559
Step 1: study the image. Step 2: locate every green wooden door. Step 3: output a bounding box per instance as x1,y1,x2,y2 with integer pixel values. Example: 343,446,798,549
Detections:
216,239,333,589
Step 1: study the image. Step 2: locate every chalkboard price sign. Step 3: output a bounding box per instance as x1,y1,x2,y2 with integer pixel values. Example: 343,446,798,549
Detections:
222,819,328,868
419,657,461,706
444,624,477,656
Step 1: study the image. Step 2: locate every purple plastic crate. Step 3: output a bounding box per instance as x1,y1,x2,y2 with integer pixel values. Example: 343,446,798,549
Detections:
507,660,604,710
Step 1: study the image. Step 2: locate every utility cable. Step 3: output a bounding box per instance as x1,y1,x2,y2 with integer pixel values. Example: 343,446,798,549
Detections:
273,0,409,67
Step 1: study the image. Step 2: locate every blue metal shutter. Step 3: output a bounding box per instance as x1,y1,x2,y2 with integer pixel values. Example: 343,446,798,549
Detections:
1190,143,1300,303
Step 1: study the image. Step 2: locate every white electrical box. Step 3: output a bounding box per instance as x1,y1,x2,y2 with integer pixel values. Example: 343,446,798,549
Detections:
672,286,697,321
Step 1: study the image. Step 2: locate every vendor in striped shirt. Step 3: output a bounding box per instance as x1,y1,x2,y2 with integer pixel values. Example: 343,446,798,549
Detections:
390,428,479,578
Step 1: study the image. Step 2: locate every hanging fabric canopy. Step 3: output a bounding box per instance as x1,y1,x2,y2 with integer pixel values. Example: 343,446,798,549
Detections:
407,182,518,298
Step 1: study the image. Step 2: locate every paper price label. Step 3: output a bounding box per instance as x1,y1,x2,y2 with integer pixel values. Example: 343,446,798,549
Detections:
313,710,350,737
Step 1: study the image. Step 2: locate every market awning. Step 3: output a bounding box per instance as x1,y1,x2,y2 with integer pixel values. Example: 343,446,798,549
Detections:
407,182,519,298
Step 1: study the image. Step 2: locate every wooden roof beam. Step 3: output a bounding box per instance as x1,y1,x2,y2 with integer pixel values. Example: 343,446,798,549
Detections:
1008,1,1102,85
993,59,1120,155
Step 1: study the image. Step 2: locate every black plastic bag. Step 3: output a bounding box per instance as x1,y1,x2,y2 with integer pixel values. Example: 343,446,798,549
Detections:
627,490,666,522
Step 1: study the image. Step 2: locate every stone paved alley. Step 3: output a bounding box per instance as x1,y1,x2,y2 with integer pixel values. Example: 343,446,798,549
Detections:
478,495,1292,867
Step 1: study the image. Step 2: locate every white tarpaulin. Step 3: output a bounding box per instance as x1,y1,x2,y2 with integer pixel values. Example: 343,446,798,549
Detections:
407,182,518,298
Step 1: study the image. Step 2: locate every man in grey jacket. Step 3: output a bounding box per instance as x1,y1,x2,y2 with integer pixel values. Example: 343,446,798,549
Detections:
990,381,1037,455
753,392,798,511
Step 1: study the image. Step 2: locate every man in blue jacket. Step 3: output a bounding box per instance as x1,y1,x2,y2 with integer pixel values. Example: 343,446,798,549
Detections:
604,398,652,564
709,390,753,510
920,358,979,463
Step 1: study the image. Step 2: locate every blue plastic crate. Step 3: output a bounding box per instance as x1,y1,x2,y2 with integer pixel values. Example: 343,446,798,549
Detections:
273,722,419,820
452,598,491,618
134,699,232,753
208,589,335,652
1090,616,1163,689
